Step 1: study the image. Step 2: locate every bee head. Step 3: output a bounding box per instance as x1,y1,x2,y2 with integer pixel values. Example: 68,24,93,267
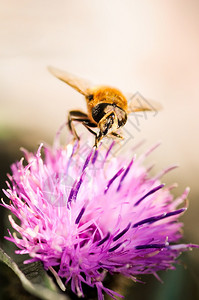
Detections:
92,103,127,137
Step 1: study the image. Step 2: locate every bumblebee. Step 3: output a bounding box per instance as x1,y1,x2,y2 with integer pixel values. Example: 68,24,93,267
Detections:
48,67,160,147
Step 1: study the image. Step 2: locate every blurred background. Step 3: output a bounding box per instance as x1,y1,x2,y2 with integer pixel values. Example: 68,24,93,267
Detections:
0,0,199,299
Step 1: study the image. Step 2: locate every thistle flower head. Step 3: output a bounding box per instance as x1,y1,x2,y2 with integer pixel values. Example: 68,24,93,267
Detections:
2,135,197,299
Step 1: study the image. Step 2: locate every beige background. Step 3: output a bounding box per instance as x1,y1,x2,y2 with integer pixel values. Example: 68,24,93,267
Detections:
0,0,199,255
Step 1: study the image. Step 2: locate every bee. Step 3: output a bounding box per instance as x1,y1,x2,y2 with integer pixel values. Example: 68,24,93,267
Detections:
48,66,160,147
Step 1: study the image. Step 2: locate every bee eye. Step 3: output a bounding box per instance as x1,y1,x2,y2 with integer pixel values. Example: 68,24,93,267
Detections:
115,108,127,128
92,103,111,123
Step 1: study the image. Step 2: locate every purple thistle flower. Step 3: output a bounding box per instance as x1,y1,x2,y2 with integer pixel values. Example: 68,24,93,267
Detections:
1,136,198,300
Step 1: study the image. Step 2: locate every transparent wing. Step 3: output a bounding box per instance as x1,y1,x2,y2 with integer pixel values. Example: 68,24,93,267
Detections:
48,66,92,96
127,92,162,113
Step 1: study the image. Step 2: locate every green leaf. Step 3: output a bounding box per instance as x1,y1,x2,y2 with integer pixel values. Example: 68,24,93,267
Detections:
0,247,70,300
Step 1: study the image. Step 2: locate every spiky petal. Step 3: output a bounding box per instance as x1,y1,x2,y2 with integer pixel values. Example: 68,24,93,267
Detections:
2,139,198,299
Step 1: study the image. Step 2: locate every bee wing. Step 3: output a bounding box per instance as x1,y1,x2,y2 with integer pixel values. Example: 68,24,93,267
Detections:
127,92,162,113
48,66,92,96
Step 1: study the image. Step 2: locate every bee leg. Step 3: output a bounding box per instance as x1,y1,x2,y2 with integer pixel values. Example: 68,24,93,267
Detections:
110,132,124,139
81,121,99,146
95,131,103,148
68,110,89,140
95,131,123,147
68,110,88,118
79,120,102,148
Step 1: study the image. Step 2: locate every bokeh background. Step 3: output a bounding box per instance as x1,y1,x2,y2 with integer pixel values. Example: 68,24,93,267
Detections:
0,1,199,299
